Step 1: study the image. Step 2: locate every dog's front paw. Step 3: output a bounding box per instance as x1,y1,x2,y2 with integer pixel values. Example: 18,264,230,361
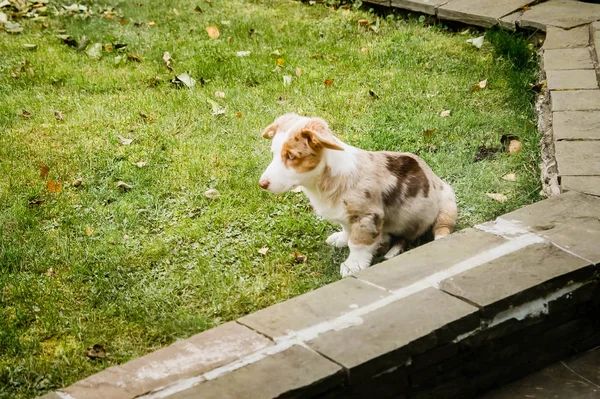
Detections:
326,231,349,248
340,259,369,277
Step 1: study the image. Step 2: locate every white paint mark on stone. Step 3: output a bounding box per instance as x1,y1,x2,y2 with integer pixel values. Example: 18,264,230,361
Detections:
349,304,359,309
475,217,532,238
55,391,77,399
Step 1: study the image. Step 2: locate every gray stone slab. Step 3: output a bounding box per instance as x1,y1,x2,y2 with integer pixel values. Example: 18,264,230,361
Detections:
481,348,600,399
63,322,273,399
552,90,600,111
562,175,600,197
502,191,600,264
555,141,600,175
543,48,593,70
356,228,507,291
307,288,479,382
391,0,449,15
438,0,534,28
165,345,345,399
35,393,63,399
499,11,523,31
543,26,590,49
364,0,391,5
553,111,600,140
439,243,593,318
547,70,598,90
519,0,600,30
239,277,388,339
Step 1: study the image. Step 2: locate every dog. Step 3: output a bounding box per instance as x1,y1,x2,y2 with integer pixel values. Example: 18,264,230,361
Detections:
258,113,457,277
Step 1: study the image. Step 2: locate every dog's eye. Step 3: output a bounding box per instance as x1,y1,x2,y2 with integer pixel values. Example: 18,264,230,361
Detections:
287,153,295,160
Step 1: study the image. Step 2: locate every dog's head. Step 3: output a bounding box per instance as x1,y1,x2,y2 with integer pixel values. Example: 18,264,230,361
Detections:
258,113,344,193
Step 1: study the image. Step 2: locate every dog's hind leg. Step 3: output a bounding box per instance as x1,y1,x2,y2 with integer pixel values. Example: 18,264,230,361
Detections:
326,226,350,247
383,237,406,260
433,184,457,240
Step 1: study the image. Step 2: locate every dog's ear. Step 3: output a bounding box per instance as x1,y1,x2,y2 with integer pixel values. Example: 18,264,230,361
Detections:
301,129,344,151
262,123,277,139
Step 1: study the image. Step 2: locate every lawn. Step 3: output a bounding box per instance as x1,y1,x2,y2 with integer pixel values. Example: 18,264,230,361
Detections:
0,0,540,397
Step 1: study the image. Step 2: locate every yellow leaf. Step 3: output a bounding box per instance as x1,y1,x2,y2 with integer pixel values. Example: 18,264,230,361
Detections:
324,78,333,87
295,67,302,77
277,58,285,66
206,26,220,40
46,180,62,193
85,226,94,236
486,193,508,203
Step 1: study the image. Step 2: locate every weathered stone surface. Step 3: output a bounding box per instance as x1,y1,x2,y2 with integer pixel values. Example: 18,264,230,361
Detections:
552,90,600,111
481,348,600,398
553,111,600,140
391,0,449,15
239,278,388,339
356,228,506,291
35,393,63,399
63,322,273,399
498,11,523,31
562,176,600,197
501,192,600,263
543,48,593,70
165,345,345,399
439,243,593,318
438,0,534,28
519,0,600,30
546,70,598,90
543,26,590,49
307,288,479,382
555,141,600,175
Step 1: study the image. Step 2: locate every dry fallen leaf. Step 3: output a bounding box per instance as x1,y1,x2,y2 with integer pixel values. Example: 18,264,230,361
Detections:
135,161,146,168
440,109,451,117
211,152,218,163
119,18,128,26
258,246,269,255
162,51,171,69
46,180,62,193
283,75,292,86
85,225,94,236
204,188,220,199
45,268,55,277
39,162,50,179
21,110,32,119
277,58,285,66
324,78,333,87
206,26,220,40
72,178,83,187
508,139,521,154
357,19,369,26
292,252,306,264
127,54,142,62
215,91,225,98
116,181,132,191
424,128,437,138
369,89,379,99
117,135,134,145
86,344,106,359
471,79,488,92
28,199,45,207
208,100,226,115
236,112,243,118
360,47,368,53
54,110,64,121
502,173,517,182
236,50,251,57
147,21,156,26
295,67,302,77
486,193,508,203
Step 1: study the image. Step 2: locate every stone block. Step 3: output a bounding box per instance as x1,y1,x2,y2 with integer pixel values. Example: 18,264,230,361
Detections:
166,345,345,399
543,26,590,49
364,0,391,5
562,176,600,197
553,111,600,140
307,288,479,383
547,70,598,90
519,0,600,30
551,90,600,111
391,0,449,15
438,0,534,28
547,281,598,315
543,48,593,70
438,243,594,318
355,228,506,291
239,278,388,339
409,343,458,371
556,141,600,175
63,322,273,399
498,11,523,31
35,394,63,399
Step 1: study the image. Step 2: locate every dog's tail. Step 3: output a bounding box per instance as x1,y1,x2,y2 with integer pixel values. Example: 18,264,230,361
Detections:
433,182,457,239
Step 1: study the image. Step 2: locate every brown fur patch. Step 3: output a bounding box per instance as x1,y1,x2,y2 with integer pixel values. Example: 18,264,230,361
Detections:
281,130,323,173
349,212,383,245
383,154,430,206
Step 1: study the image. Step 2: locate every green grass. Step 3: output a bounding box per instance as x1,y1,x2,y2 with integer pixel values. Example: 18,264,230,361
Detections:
0,1,539,397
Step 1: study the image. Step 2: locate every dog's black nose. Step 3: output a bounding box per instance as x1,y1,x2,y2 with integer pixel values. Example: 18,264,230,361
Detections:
258,179,270,189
